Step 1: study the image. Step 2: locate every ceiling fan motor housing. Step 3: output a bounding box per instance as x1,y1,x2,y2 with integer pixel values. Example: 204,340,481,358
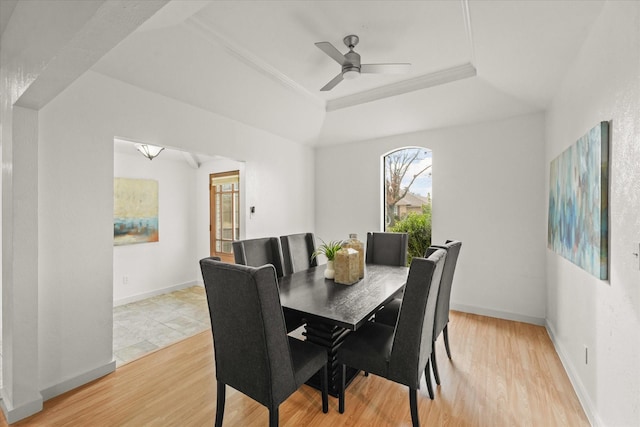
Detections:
343,50,361,74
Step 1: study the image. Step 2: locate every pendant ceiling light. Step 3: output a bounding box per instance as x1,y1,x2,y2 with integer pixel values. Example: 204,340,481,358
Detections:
135,143,164,161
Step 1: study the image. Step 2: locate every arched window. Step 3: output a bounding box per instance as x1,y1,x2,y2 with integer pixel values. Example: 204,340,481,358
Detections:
383,147,432,262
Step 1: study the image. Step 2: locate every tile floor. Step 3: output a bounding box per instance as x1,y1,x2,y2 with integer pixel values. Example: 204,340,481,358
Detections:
113,285,210,366
0,287,210,385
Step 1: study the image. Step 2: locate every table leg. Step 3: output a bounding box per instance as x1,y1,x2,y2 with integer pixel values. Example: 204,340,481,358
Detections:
303,321,360,397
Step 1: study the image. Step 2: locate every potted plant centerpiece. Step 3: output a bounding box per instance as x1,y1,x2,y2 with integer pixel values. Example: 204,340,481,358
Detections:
312,239,344,279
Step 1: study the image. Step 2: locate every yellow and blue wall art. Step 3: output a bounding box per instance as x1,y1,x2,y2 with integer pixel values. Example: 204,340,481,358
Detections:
114,178,159,246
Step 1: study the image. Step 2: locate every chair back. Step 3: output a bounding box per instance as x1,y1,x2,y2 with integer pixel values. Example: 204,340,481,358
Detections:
199,257,297,408
280,233,317,275
427,240,462,339
365,232,409,266
387,249,446,389
233,237,285,278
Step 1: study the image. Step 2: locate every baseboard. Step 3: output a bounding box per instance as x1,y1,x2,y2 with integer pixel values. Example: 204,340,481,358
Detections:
451,303,545,326
0,389,43,424
545,321,601,427
40,360,116,401
114,281,202,306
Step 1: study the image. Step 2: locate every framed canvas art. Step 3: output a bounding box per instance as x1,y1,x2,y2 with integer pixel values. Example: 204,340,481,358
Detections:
548,122,609,279
114,178,159,246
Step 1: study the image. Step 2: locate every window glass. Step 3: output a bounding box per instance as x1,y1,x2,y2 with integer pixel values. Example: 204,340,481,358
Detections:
383,148,432,263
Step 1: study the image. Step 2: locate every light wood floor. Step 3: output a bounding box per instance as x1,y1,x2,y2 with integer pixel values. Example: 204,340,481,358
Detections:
1,311,589,426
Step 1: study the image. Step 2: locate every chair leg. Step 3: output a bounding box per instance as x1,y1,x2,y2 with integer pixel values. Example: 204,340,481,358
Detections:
424,360,434,400
321,364,328,413
431,345,441,385
339,364,346,414
409,388,420,427
215,381,226,427
269,406,279,427
443,324,452,359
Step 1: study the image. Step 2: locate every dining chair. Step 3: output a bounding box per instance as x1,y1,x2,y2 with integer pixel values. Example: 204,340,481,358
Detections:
233,237,303,332
232,237,285,277
280,232,317,276
376,240,462,386
336,249,446,427
365,231,409,266
200,257,328,427
361,231,409,378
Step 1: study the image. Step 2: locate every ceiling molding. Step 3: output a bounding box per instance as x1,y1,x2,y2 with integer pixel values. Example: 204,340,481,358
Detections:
461,0,476,64
326,62,477,112
186,6,477,114
187,15,325,109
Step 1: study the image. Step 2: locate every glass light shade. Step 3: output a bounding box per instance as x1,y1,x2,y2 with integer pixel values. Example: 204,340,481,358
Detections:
343,69,360,80
135,143,164,160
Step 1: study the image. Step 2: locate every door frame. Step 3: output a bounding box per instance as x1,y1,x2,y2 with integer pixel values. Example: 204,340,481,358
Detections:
209,170,240,263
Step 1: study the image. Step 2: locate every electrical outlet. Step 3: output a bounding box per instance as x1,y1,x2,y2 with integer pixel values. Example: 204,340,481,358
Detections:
584,345,588,365
123,275,129,285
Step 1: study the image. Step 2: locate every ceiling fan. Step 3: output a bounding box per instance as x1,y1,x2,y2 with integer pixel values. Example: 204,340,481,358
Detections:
315,34,411,91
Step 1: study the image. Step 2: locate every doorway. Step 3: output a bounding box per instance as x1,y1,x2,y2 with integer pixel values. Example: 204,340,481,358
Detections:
210,171,240,262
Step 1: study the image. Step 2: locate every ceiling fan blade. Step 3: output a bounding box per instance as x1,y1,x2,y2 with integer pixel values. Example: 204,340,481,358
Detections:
320,73,344,91
315,42,346,65
361,63,411,74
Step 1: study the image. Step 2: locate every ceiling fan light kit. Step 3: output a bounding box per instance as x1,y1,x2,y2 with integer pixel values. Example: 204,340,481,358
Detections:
315,34,411,91
343,69,360,80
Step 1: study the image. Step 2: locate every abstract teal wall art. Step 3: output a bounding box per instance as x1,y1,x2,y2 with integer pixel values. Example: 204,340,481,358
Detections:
548,122,609,279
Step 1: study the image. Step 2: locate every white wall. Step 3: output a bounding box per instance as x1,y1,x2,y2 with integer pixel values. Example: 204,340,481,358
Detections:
545,2,640,426
37,70,315,396
1,2,167,421
113,148,198,305
315,112,547,324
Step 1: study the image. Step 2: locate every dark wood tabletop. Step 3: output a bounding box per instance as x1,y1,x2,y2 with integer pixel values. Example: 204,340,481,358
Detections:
278,263,409,330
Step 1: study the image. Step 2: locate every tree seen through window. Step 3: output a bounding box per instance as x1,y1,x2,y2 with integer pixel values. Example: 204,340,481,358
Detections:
384,147,432,263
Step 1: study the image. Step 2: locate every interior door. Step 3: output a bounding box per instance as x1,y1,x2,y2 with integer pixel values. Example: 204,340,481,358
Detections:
210,171,240,263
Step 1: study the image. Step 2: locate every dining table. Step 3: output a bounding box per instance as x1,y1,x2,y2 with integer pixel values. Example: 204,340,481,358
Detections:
278,263,409,396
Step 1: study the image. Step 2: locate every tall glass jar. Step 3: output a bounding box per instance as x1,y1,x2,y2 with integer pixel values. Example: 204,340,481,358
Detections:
345,233,365,278
334,246,359,285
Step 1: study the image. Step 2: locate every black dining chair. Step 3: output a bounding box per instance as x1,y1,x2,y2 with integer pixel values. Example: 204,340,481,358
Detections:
199,257,328,427
233,237,285,278
365,231,409,266
336,249,446,427
361,231,409,378
280,232,317,276
376,240,462,386
233,237,303,332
